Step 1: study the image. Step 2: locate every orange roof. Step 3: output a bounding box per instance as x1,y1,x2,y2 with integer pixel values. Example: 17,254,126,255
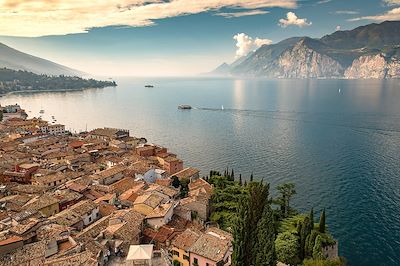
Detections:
0,236,24,246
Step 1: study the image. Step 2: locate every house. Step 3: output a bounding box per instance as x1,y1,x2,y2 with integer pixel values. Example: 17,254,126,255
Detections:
170,228,202,266
52,189,83,211
104,209,145,255
163,156,183,175
0,236,24,256
126,244,153,266
136,145,155,157
144,183,179,202
47,124,66,135
0,240,46,266
50,200,99,230
23,194,60,217
2,163,39,183
188,178,213,198
179,195,211,224
189,228,233,266
88,127,129,141
133,193,164,216
145,202,175,229
92,164,125,185
173,167,200,182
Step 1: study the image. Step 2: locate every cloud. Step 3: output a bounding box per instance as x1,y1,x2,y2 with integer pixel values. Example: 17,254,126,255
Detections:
0,0,297,37
233,33,272,58
216,9,269,18
383,0,400,6
334,10,359,15
349,7,400,21
278,12,312,28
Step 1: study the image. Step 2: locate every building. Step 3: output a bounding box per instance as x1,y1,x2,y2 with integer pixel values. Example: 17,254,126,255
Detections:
145,202,174,229
189,228,232,266
133,193,164,216
50,200,99,230
3,163,39,183
92,165,125,185
88,127,130,141
23,194,60,217
163,156,183,175
170,229,202,266
172,167,200,182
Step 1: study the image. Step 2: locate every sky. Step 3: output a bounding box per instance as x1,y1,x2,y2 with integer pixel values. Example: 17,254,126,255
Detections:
0,0,399,76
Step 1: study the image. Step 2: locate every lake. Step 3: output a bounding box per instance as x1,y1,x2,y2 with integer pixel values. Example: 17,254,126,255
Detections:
1,77,400,265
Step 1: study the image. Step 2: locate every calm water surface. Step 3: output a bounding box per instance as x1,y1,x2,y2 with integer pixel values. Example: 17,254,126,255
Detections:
2,77,400,265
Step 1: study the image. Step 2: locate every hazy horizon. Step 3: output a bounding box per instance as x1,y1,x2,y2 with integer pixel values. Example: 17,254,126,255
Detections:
0,0,399,76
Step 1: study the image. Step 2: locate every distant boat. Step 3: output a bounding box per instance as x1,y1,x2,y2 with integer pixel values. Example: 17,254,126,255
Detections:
338,88,341,93
39,109,44,114
178,105,192,110
221,105,224,110
145,85,154,88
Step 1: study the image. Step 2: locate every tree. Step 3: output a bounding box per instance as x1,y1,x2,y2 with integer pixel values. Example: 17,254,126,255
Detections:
309,207,314,230
275,232,300,265
250,172,254,182
232,198,249,266
230,169,235,181
276,183,296,217
239,174,243,186
0,110,2,122
312,235,324,259
319,208,326,233
171,176,180,188
255,204,276,266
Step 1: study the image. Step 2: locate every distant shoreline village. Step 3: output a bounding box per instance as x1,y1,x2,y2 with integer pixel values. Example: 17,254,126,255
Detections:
0,103,342,266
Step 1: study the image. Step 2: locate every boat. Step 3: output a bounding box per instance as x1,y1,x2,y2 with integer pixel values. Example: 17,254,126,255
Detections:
221,105,224,110
178,105,192,110
39,109,44,114
145,85,154,88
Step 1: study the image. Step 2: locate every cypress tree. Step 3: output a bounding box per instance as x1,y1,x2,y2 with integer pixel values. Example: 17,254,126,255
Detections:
239,174,243,186
250,172,254,182
231,169,235,181
319,208,326,233
244,180,247,186
255,204,276,266
309,207,314,231
232,198,249,266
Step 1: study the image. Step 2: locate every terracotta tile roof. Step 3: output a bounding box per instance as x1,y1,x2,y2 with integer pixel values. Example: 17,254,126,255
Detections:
134,193,163,209
145,183,179,198
189,230,232,263
172,167,199,180
0,235,23,246
146,202,174,219
171,228,202,251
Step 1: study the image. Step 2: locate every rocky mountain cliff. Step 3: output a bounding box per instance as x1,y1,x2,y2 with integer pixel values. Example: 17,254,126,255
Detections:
215,21,400,79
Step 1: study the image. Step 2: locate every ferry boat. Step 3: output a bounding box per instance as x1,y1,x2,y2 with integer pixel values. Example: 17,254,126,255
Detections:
144,85,154,88
178,105,192,110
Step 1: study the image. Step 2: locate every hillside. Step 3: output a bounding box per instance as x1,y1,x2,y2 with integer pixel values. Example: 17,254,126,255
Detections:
215,21,400,79
0,42,84,76
0,68,116,95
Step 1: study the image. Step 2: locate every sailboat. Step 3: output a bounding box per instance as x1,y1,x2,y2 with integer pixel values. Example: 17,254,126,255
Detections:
221,105,224,110
338,88,341,93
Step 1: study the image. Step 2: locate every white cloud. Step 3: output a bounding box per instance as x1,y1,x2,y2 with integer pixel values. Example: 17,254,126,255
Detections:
233,33,272,58
349,7,400,21
383,0,400,6
278,12,312,28
335,10,359,15
0,0,297,37
216,9,269,18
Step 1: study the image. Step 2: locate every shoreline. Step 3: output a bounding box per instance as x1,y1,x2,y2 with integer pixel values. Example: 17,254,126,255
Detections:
0,85,117,97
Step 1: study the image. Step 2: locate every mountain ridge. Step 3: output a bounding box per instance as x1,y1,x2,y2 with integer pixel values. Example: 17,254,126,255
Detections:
0,42,84,76
210,21,400,79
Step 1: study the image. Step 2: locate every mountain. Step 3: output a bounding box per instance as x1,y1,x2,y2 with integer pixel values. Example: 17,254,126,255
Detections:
206,62,231,76
0,42,84,76
218,21,400,79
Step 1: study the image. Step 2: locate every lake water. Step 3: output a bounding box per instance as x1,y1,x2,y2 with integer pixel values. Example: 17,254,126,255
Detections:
2,77,400,265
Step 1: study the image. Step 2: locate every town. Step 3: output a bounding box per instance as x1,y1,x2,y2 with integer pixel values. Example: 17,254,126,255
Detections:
0,104,230,266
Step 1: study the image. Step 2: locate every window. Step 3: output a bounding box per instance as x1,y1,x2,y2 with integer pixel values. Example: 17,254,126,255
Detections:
183,255,190,261
194,257,198,265
89,216,92,222
206,263,210,266
172,250,180,257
